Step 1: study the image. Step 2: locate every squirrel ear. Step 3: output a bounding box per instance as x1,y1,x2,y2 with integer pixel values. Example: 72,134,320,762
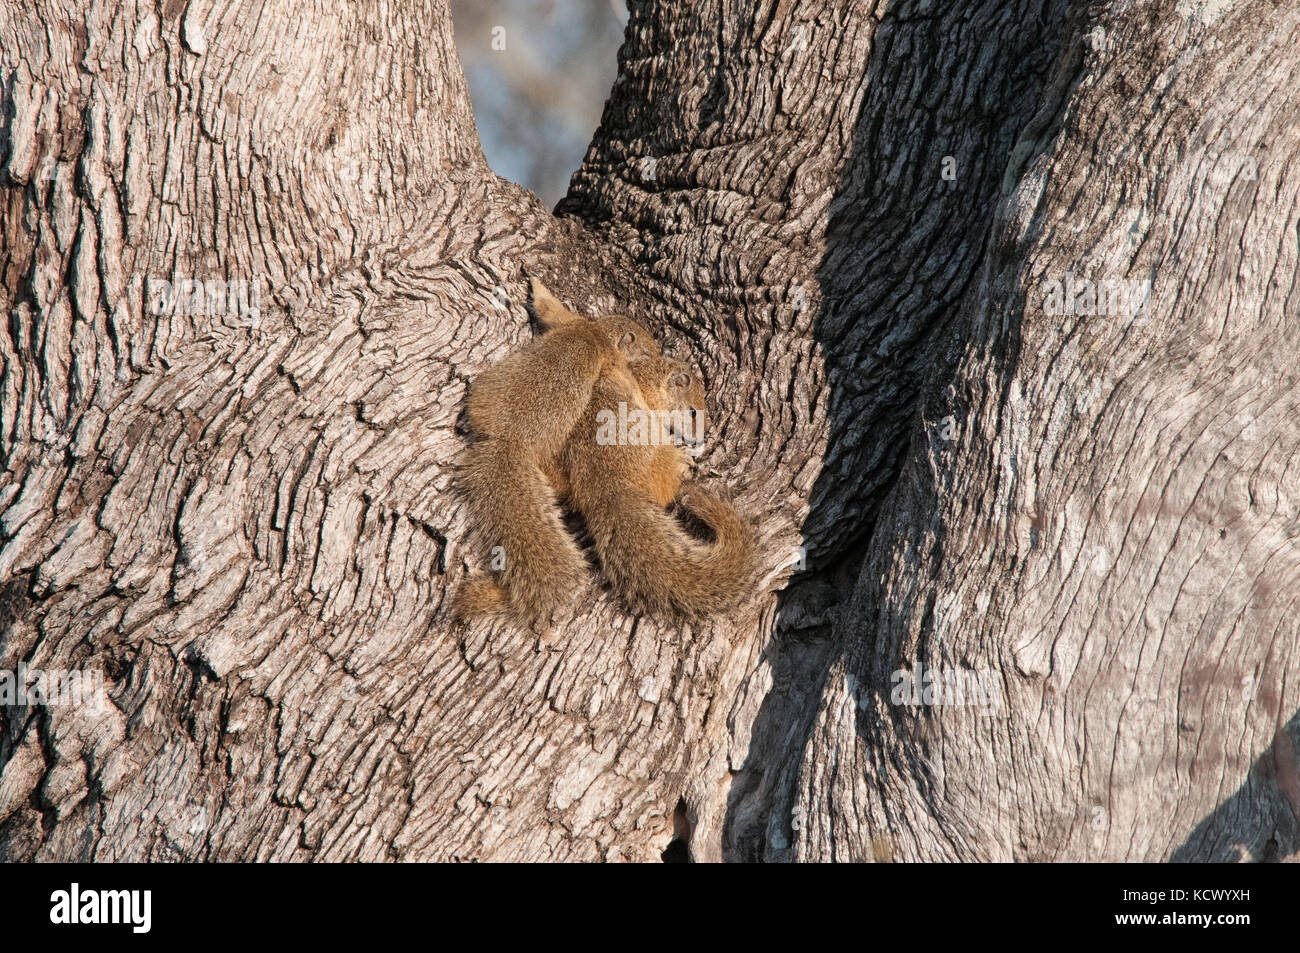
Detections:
618,330,638,351
670,372,691,389
529,277,578,328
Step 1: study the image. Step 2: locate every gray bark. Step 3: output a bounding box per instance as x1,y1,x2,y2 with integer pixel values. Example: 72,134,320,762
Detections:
1,0,1296,862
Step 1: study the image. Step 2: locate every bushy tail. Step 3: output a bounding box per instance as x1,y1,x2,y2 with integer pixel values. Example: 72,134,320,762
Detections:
457,438,585,622
453,575,516,624
587,484,752,619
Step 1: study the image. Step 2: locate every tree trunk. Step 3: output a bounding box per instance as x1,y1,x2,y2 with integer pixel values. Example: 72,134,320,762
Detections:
1,0,1296,862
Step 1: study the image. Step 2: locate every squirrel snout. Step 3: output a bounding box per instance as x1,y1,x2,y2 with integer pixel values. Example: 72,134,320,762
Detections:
678,408,706,452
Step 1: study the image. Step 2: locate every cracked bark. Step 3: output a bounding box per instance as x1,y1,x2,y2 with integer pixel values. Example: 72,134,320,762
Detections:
1,0,1297,862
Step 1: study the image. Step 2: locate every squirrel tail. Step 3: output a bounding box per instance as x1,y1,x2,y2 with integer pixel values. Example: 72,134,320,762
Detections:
458,438,586,622
588,485,753,619
452,574,509,622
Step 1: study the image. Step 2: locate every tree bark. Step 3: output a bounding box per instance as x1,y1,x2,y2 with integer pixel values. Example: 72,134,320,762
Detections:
1,0,1296,862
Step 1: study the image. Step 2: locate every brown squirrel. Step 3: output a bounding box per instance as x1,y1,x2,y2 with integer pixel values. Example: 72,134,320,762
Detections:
454,278,657,623
558,355,753,620
541,354,704,508
457,279,752,622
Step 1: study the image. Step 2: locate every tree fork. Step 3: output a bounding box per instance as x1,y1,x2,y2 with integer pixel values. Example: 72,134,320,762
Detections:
1,0,1296,862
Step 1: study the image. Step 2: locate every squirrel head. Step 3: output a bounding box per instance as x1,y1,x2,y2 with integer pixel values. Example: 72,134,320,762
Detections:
591,314,660,362
630,356,708,452
528,277,660,362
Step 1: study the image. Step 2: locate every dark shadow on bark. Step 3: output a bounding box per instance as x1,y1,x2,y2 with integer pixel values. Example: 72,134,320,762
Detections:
723,0,1077,862
0,571,33,776
1170,715,1300,862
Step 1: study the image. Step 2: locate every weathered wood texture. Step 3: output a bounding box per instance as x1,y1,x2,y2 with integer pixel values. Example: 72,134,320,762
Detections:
1,0,1296,861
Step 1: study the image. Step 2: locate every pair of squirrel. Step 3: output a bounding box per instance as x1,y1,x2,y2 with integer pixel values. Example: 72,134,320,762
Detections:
454,277,752,623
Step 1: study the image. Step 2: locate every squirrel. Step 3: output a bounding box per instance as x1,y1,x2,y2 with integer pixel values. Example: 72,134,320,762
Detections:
454,277,658,623
541,354,705,508
457,278,752,622
465,278,658,440
557,352,753,620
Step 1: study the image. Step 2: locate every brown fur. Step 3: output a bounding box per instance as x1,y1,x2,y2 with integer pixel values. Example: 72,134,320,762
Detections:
542,354,703,505
453,278,657,623
457,278,750,622
559,359,752,619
